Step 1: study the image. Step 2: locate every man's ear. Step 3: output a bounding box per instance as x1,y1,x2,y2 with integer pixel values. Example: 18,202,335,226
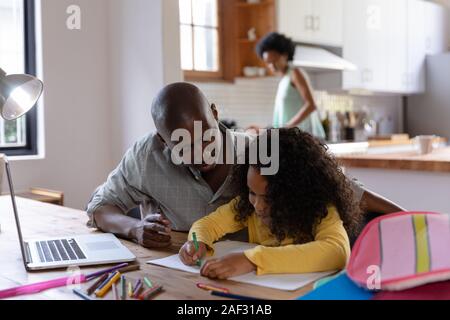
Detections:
211,103,219,121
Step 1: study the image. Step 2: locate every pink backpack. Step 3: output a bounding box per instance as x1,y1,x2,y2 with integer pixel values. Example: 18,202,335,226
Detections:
347,212,450,291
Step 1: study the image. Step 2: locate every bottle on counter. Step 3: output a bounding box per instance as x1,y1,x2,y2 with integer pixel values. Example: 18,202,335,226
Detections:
321,111,331,141
330,112,342,143
344,112,356,141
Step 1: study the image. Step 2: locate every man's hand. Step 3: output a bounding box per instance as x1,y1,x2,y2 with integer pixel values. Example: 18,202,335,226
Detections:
131,214,172,248
179,241,207,266
200,253,256,280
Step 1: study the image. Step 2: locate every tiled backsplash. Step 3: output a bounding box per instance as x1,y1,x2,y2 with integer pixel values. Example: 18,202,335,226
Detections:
194,77,404,136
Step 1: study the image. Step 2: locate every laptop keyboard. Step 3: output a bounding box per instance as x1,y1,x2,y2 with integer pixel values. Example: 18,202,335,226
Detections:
35,239,87,263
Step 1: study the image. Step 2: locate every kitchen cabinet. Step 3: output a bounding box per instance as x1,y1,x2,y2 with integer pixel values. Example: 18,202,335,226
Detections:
343,0,388,92
343,0,448,95
233,0,276,78
277,0,343,47
424,1,449,55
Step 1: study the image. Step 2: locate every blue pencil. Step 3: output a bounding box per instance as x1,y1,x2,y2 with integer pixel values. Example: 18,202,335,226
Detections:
73,289,94,300
211,291,263,301
94,272,116,293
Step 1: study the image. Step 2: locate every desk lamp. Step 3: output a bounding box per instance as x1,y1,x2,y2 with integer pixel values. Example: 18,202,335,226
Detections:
0,67,44,233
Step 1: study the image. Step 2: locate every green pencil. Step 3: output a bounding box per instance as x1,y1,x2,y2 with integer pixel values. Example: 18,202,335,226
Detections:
120,275,126,300
144,277,153,288
192,232,201,267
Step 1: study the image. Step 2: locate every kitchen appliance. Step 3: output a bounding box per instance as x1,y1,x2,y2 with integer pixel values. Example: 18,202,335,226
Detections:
407,53,450,141
292,45,356,92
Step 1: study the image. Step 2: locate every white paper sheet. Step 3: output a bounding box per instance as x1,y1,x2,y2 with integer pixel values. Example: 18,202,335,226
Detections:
147,241,334,291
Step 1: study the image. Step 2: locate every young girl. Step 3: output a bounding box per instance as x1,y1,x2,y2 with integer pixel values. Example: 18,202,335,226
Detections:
179,128,362,279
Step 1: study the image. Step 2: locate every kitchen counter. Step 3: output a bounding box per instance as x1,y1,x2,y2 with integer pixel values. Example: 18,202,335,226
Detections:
336,146,450,173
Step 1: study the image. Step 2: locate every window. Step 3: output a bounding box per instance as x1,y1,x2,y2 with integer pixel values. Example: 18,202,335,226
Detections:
179,0,222,80
0,0,38,156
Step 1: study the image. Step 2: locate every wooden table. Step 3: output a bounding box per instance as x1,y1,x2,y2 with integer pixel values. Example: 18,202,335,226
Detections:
0,197,314,300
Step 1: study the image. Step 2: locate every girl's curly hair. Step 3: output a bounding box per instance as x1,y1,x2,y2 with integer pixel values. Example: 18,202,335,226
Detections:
233,128,362,244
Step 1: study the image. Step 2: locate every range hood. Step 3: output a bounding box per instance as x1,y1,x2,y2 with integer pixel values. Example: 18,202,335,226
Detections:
293,45,357,72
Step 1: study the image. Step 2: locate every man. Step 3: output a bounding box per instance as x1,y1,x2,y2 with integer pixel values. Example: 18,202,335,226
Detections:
86,83,405,248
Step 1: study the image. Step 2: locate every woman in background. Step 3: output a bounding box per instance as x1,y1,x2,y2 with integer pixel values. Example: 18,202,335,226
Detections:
252,32,326,140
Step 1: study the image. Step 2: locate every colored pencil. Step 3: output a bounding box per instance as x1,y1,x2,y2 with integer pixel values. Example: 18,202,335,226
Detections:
73,289,94,301
0,275,87,300
86,263,128,281
116,264,140,274
197,283,230,294
143,277,153,288
112,283,119,300
132,279,143,298
127,282,133,298
120,276,127,300
211,291,263,301
95,272,116,293
139,285,163,300
95,271,121,298
192,232,201,267
86,273,108,296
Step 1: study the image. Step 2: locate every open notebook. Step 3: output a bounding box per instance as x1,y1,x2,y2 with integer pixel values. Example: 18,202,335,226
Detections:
147,241,335,291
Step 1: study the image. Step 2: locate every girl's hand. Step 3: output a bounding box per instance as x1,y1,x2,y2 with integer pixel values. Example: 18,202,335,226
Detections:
179,241,207,266
200,253,256,280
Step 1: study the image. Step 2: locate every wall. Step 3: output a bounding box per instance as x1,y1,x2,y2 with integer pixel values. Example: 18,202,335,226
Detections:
108,0,182,163
2,0,182,209
195,77,403,134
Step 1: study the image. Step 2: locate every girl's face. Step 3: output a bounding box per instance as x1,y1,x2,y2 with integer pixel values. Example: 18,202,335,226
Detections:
262,50,289,75
247,166,272,227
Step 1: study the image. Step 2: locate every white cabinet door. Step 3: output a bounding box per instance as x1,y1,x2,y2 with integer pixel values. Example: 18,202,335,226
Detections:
344,0,390,92
424,1,449,55
344,0,391,91
387,0,408,93
311,0,344,47
278,0,343,47
343,0,436,94
364,0,389,91
343,0,368,90
407,0,426,93
277,0,313,43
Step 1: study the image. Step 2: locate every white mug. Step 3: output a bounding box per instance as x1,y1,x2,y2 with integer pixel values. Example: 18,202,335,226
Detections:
414,135,435,155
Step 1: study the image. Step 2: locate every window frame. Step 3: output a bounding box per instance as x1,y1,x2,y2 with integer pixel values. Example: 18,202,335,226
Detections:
0,0,38,157
181,0,234,82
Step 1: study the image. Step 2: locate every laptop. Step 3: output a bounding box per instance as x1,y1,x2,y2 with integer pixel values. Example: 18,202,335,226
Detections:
3,156,136,271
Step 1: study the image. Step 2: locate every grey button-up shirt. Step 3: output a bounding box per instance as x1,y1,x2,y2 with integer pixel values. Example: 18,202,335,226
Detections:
87,126,248,232
86,127,365,232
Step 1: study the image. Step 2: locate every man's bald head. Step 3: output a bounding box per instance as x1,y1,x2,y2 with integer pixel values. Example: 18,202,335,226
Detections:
151,83,223,173
151,83,217,138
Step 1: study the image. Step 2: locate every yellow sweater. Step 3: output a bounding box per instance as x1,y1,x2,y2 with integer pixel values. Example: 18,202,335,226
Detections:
189,199,351,275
